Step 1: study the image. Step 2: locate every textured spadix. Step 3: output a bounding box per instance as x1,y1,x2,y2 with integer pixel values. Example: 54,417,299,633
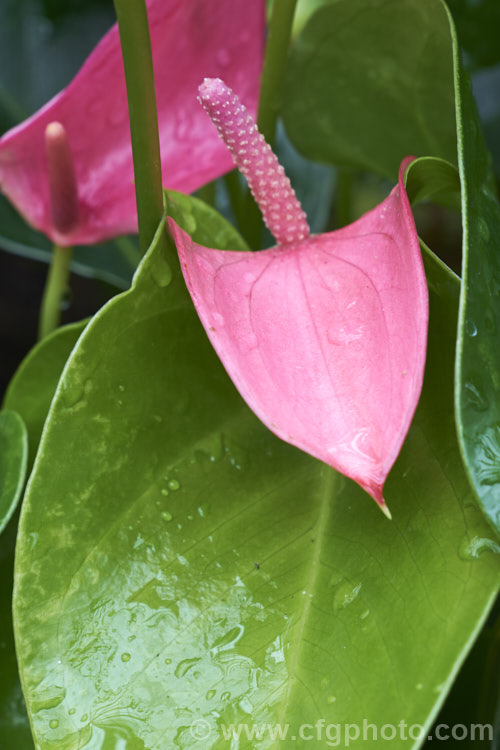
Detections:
169,80,428,513
0,0,264,246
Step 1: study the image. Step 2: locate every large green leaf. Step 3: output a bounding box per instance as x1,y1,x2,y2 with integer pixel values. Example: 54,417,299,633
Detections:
0,410,28,534
448,7,500,536
282,0,457,179
1,321,86,747
14,193,499,748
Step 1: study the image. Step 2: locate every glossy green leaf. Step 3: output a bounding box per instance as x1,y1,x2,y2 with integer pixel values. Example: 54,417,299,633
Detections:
0,410,28,534
164,189,250,253
1,320,85,748
448,6,500,537
282,0,457,179
14,193,499,749
3,321,87,467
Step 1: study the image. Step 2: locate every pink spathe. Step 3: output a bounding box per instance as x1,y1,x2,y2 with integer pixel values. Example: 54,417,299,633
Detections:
168,80,428,514
0,0,265,246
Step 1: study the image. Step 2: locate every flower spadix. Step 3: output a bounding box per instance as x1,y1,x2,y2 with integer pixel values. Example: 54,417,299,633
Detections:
168,78,428,515
0,0,264,246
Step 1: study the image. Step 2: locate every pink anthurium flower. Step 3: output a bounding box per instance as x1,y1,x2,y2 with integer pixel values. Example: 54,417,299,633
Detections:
0,0,264,246
168,78,429,516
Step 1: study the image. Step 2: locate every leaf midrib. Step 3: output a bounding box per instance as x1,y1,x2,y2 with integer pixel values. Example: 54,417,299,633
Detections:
274,465,337,742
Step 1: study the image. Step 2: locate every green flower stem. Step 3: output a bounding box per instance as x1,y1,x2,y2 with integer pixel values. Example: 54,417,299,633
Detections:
258,0,299,146
242,0,299,249
113,0,167,256
38,244,73,340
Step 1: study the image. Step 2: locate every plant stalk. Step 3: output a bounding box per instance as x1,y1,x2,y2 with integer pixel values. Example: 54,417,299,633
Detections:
258,0,298,146
243,0,299,248
113,0,167,256
38,244,73,340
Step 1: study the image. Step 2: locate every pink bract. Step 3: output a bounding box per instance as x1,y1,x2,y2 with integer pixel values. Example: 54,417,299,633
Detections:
169,159,428,513
0,0,265,246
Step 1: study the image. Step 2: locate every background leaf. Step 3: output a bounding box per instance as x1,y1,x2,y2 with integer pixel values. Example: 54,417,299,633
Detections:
0,518,33,750
3,320,86,467
0,410,28,534
445,0,500,70
0,195,139,290
14,196,499,749
449,6,500,537
282,0,457,179
405,157,461,210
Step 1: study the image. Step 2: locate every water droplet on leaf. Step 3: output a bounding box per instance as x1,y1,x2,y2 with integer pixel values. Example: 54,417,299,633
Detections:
332,581,362,611
174,657,202,678
151,255,172,288
459,535,500,560
465,319,477,337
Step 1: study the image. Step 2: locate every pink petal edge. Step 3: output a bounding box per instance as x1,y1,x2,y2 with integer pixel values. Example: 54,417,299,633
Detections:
0,0,265,245
168,157,428,511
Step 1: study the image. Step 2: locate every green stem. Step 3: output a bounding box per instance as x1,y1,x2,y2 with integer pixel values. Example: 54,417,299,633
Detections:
242,0,299,248
113,0,166,256
257,0,299,146
38,245,73,340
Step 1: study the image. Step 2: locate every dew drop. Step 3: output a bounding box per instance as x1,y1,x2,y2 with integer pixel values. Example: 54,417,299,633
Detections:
165,657,172,665
32,686,66,712
221,691,231,702
118,384,125,392
49,719,59,729
62,382,84,409
198,502,210,518
151,256,173,288
213,312,224,327
80,714,88,722
464,382,489,412
206,689,216,700
216,48,231,66
108,108,127,128
459,535,500,560
477,218,490,242
121,652,131,662
161,488,169,497
68,708,76,716
174,657,202,678
465,319,477,337
168,479,180,491
161,511,173,522
332,581,362,611
327,695,336,704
